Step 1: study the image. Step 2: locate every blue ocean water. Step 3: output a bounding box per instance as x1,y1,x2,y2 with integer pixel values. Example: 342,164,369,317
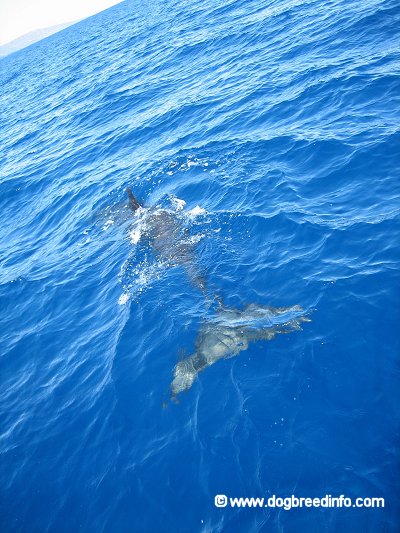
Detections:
1,0,399,531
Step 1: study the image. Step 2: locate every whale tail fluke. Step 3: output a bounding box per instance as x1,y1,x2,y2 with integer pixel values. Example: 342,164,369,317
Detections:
169,303,311,399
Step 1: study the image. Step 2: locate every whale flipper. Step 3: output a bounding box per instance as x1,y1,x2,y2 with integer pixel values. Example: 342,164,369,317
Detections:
127,187,141,212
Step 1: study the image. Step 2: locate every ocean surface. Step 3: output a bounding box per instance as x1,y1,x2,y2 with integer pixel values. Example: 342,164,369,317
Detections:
1,0,399,531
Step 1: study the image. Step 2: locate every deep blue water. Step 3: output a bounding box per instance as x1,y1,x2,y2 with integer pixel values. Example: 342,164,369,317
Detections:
1,0,400,531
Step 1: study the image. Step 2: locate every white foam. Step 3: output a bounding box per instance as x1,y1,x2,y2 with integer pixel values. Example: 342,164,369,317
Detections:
188,234,204,244
187,205,207,218
118,293,130,305
171,197,186,210
129,227,142,244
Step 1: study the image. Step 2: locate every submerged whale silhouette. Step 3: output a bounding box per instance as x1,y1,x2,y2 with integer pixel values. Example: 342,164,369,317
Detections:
126,187,206,292
126,188,311,401
171,303,310,397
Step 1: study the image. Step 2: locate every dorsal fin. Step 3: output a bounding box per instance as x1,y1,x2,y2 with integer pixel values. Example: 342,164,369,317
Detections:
126,187,141,211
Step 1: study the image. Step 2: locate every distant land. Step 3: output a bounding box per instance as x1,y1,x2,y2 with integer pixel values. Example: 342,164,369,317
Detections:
0,22,75,58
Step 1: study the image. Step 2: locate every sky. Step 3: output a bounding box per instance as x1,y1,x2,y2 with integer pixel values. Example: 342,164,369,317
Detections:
0,0,123,45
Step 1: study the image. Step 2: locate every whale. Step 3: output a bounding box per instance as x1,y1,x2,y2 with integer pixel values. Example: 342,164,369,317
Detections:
170,303,310,398
126,187,207,292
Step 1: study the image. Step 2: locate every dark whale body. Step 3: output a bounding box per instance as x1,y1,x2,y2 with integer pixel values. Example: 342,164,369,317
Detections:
126,187,206,292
